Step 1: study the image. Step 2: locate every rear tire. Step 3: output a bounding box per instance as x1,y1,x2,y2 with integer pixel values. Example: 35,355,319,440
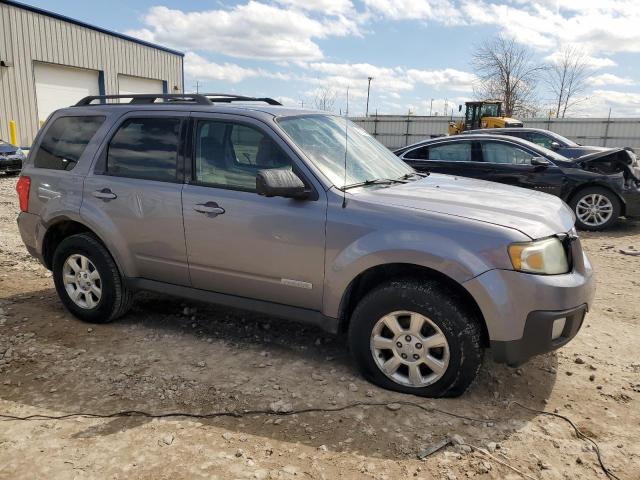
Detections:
570,186,620,231
52,233,133,323
348,279,483,397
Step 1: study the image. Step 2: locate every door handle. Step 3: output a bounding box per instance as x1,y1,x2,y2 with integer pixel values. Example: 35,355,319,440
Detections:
194,202,225,216
92,188,117,200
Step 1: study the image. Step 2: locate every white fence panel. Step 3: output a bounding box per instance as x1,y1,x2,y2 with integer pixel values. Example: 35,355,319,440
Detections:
351,115,640,151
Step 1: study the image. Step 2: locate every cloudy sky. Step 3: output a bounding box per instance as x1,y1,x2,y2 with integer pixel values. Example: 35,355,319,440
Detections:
31,0,640,117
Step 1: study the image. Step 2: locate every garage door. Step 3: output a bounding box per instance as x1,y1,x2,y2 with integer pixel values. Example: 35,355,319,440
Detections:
118,75,164,96
34,62,99,123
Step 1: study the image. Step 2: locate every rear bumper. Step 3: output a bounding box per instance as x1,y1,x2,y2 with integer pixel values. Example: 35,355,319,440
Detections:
0,159,22,171
17,211,44,263
490,304,587,365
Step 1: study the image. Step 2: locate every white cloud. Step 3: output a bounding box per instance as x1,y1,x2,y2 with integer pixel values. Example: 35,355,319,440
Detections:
275,0,354,15
302,62,475,96
407,68,476,91
362,1,640,57
544,51,617,70
126,2,359,61
184,52,289,83
460,0,640,55
582,89,640,116
363,0,465,24
586,73,635,87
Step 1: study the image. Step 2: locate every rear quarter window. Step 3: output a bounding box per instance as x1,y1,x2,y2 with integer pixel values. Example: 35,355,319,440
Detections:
34,116,105,170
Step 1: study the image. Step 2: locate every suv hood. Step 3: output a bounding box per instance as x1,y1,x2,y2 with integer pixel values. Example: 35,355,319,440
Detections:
356,174,574,239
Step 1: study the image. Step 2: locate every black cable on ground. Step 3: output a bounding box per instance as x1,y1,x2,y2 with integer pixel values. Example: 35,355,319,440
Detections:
511,402,622,480
0,400,622,480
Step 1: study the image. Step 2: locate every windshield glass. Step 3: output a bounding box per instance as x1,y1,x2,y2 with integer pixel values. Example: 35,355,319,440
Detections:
549,131,578,147
516,138,570,162
278,115,413,188
480,103,500,117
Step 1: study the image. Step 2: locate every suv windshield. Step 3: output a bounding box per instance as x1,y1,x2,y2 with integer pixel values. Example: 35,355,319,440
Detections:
278,115,412,188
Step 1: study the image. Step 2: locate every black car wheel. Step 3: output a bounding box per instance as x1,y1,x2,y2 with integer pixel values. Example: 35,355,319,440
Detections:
52,233,133,323
570,187,621,231
348,279,483,398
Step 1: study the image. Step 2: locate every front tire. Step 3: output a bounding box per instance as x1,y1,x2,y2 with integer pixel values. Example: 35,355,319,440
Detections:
52,233,133,323
570,187,620,231
348,279,483,397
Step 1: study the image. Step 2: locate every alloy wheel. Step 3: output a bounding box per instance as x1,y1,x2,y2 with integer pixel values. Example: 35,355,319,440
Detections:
62,254,102,309
370,310,450,387
575,193,613,227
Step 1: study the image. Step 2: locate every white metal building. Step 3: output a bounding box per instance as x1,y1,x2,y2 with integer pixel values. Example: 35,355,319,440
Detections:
0,0,184,146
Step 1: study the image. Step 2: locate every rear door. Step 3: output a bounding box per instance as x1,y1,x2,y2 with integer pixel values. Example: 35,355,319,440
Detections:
181,113,327,310
82,111,190,284
401,140,490,179
478,139,565,196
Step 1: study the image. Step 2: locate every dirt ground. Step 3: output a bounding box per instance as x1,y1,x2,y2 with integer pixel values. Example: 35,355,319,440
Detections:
0,173,638,480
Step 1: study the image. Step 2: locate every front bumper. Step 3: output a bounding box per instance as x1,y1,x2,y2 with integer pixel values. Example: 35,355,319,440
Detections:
491,304,587,365
463,237,595,365
622,186,640,217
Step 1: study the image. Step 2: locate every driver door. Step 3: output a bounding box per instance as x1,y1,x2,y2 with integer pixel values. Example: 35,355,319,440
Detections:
478,140,565,196
181,113,327,310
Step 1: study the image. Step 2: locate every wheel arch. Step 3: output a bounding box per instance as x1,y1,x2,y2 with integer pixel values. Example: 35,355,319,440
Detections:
566,182,626,216
336,263,490,347
42,219,114,271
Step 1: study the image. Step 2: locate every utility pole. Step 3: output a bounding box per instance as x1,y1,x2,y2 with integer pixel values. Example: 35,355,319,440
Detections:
194,80,201,94
300,100,304,108
429,98,433,116
346,86,350,116
365,77,373,117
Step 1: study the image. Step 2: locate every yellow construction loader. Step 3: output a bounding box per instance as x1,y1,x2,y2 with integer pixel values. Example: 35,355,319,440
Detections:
448,101,523,135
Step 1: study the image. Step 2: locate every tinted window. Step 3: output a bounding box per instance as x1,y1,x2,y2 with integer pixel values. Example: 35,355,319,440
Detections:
403,146,429,160
107,117,181,182
195,121,292,191
426,142,472,161
526,133,554,149
481,142,533,165
34,116,105,170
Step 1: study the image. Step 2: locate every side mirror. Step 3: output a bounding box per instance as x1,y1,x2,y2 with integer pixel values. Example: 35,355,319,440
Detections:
550,141,561,150
256,168,309,199
531,156,551,167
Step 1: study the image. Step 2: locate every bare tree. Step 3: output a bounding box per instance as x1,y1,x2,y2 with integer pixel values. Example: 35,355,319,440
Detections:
545,46,590,118
472,35,545,117
313,87,337,111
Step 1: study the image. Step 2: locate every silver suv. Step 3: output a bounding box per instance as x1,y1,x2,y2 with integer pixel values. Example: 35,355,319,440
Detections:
16,93,595,397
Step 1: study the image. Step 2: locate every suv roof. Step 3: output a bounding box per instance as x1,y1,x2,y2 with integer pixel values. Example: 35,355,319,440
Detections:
72,93,316,119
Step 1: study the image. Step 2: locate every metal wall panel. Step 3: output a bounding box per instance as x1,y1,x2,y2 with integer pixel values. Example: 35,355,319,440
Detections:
0,2,183,146
352,115,640,151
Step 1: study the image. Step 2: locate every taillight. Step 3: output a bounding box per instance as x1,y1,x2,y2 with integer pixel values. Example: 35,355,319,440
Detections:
16,176,31,212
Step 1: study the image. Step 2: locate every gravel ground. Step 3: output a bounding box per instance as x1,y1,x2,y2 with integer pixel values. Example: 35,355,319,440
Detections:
0,173,638,480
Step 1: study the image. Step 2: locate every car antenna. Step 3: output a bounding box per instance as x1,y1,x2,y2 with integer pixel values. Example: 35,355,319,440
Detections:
342,116,349,208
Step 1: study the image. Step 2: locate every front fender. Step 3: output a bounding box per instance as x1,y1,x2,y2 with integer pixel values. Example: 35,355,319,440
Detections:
322,220,525,319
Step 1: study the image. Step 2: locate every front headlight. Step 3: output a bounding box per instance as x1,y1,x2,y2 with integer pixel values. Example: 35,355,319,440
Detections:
508,237,569,275
15,148,26,159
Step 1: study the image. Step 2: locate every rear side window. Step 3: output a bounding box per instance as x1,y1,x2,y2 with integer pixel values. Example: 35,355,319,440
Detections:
34,116,105,170
107,117,181,182
428,142,471,161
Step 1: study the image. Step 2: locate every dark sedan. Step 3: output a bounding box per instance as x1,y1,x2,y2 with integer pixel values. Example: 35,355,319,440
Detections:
0,139,25,175
395,134,640,230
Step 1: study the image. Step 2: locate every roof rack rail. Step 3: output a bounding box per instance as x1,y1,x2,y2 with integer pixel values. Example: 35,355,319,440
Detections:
200,94,282,106
75,93,213,106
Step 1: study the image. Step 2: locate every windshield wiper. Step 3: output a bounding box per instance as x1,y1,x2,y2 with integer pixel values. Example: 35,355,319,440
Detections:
342,178,407,190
